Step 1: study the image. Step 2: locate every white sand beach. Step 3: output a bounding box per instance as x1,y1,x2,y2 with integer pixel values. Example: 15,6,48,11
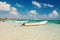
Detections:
0,22,60,40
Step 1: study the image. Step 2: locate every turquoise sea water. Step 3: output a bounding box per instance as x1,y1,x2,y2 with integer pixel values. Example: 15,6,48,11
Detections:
26,20,60,24
0,20,60,24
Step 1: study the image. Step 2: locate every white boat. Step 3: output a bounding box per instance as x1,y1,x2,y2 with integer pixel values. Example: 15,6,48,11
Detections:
22,21,48,26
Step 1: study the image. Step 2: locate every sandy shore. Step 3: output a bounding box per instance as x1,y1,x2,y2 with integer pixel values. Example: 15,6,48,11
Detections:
0,22,60,40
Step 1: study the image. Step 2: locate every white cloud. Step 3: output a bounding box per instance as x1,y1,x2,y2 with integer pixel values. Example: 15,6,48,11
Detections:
21,10,39,20
44,3,54,7
0,2,59,20
26,10,59,20
48,10,58,18
29,10,37,14
10,7,18,15
16,3,24,8
0,1,11,11
32,1,41,8
0,1,18,16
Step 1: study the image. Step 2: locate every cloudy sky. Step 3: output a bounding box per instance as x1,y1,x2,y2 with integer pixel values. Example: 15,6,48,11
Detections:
0,0,60,20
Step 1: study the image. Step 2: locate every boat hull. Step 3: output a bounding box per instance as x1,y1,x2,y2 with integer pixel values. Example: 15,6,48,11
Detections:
24,21,48,26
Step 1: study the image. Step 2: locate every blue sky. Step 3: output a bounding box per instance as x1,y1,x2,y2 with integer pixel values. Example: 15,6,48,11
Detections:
0,0,60,20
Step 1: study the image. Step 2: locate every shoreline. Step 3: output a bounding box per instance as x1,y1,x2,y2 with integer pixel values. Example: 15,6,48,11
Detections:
0,22,60,40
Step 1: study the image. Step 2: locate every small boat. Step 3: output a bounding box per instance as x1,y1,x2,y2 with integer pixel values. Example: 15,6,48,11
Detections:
22,21,48,26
